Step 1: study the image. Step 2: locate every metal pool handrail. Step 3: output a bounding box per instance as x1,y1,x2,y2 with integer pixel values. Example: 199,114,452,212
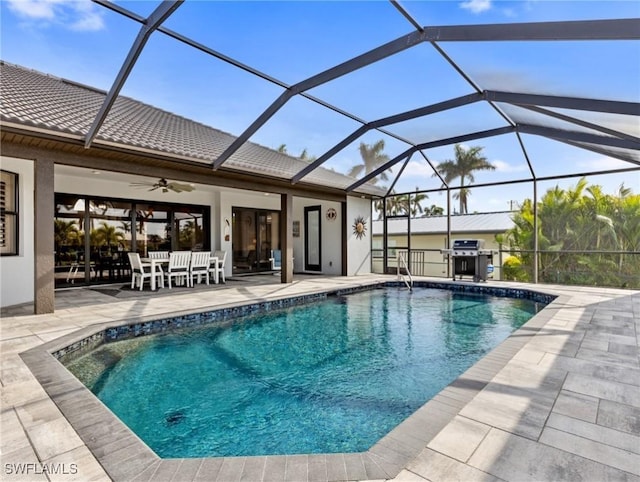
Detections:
397,251,413,290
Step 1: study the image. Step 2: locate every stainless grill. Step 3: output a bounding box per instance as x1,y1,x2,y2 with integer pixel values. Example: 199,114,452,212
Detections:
441,239,496,282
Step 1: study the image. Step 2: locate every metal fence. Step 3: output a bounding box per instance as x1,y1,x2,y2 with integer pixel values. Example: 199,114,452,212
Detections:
372,248,640,289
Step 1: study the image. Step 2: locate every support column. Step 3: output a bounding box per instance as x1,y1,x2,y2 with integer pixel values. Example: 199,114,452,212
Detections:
34,158,55,314
533,180,539,284
280,193,293,283
341,201,347,276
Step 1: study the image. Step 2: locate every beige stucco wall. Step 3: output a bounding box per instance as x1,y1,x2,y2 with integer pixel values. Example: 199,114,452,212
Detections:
347,196,372,276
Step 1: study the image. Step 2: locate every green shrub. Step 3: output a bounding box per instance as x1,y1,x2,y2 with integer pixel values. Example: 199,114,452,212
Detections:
503,255,528,281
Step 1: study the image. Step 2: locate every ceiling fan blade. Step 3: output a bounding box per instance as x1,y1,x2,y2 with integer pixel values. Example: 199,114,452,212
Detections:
168,182,195,192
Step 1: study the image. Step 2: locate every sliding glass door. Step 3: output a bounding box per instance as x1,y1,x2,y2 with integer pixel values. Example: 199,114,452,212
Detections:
54,193,209,287
232,208,280,274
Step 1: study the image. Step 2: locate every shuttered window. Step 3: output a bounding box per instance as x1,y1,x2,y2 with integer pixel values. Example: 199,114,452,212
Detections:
0,170,18,256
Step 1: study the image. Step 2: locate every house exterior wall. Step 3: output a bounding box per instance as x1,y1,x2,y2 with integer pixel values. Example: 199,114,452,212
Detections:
346,196,372,276
220,192,346,276
292,199,342,275
0,156,35,308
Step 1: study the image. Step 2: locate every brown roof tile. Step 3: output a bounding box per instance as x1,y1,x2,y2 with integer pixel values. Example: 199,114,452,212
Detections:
0,62,385,195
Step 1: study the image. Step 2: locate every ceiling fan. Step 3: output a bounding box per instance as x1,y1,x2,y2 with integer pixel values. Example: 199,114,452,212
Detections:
130,178,195,193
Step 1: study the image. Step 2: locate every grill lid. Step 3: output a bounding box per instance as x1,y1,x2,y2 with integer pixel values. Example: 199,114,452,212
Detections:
452,239,485,250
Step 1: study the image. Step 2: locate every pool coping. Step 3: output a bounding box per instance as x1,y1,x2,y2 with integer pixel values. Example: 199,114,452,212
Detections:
20,280,563,482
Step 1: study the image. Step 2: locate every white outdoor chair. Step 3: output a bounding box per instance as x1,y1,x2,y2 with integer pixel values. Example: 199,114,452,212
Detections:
127,252,164,290
165,251,192,288
148,251,169,260
147,251,168,275
210,250,227,284
190,251,211,286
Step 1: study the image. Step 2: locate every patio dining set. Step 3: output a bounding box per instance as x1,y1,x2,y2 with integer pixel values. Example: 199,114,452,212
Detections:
127,250,227,291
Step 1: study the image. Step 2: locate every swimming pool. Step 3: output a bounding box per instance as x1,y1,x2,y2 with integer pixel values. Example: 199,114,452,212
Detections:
66,286,545,458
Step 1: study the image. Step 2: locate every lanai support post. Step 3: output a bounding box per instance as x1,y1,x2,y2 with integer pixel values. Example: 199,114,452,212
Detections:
533,180,539,284
446,188,452,279
341,200,348,276
280,193,293,283
34,158,55,314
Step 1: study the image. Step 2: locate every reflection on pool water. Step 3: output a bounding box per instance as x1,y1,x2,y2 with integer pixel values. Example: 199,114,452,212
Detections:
66,287,544,457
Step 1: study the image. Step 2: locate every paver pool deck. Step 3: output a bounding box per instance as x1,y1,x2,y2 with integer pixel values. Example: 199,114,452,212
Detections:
1,275,638,481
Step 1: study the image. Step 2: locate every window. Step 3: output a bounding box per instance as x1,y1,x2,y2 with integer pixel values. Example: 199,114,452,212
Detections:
54,193,210,286
0,170,18,256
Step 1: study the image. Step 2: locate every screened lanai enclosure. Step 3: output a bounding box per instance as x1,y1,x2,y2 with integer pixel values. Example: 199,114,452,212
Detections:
2,0,639,288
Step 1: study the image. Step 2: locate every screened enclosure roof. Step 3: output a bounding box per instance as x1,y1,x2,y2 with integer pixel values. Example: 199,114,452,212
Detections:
0,0,638,203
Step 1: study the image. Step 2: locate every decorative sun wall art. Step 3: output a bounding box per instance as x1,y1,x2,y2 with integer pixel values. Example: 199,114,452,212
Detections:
352,216,367,240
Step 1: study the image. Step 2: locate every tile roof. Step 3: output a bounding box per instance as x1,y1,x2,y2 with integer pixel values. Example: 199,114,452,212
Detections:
0,62,385,196
372,211,515,235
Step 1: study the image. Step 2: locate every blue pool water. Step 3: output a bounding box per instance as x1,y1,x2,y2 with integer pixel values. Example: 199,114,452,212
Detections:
67,287,543,458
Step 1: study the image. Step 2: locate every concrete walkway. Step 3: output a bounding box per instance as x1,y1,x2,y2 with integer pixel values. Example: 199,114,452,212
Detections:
1,275,638,481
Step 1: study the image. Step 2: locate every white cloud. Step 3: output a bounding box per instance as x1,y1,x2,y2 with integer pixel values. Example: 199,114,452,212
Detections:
460,0,492,14
493,159,529,173
576,156,636,171
403,159,438,178
7,0,104,31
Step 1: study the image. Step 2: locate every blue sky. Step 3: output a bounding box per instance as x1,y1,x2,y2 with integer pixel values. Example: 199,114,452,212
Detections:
2,0,639,213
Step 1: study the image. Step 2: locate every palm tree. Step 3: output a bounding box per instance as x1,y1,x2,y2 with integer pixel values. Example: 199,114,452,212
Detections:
55,219,80,248
278,144,316,162
94,222,125,253
409,189,428,217
347,140,390,184
423,204,445,216
299,148,316,162
55,219,81,265
386,194,409,216
433,144,495,214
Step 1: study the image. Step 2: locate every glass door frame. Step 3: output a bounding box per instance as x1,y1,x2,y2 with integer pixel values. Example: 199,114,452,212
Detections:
54,192,210,288
304,205,322,272
231,207,280,275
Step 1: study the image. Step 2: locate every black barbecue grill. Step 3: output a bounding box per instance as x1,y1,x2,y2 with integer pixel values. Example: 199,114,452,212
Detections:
440,239,496,282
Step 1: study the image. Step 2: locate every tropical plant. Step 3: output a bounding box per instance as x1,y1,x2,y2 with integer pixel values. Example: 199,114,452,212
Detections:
347,140,390,184
502,255,527,281
179,220,204,248
408,189,428,217
299,148,316,162
277,144,316,162
55,219,82,264
423,204,445,216
433,144,495,214
383,194,406,216
503,178,640,288
93,222,125,252
55,219,80,248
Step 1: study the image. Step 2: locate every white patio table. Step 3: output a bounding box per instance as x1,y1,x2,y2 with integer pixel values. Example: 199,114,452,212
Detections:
141,254,220,290
140,256,168,291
